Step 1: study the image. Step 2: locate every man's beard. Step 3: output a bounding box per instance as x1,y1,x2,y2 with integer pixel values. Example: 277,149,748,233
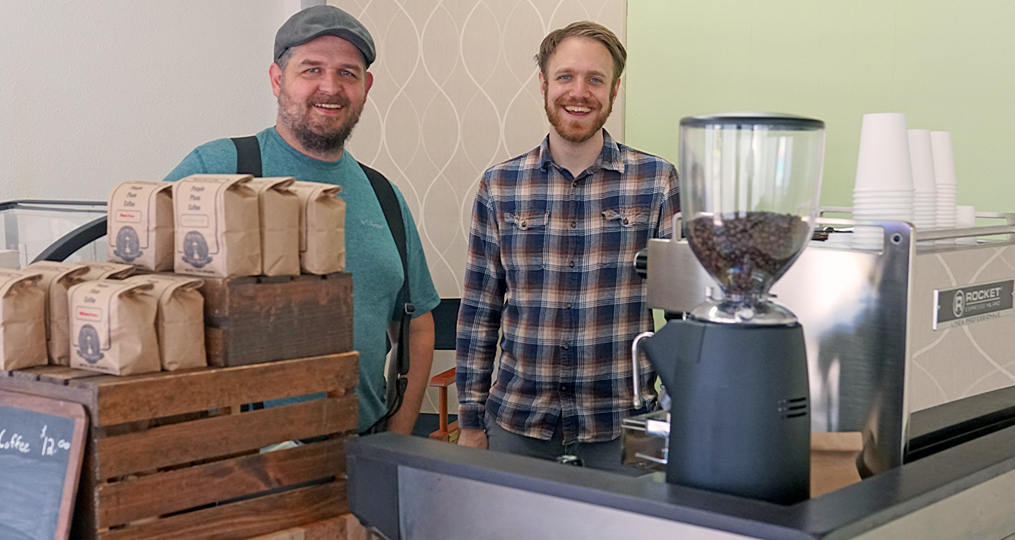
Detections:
544,92,614,144
278,88,364,155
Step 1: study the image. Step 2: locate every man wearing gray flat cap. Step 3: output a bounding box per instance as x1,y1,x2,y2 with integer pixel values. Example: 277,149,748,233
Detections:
166,5,440,436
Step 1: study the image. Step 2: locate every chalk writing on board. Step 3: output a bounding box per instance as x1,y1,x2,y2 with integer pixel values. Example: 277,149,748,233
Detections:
0,401,80,540
0,425,71,457
39,425,71,457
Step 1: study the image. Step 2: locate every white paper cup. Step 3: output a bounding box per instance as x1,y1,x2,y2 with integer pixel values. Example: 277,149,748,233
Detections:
931,131,957,186
908,129,937,193
956,205,976,245
853,195,916,203
855,113,914,191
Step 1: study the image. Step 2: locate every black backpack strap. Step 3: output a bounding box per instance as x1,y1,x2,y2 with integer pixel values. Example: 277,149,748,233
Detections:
360,162,414,431
231,136,262,177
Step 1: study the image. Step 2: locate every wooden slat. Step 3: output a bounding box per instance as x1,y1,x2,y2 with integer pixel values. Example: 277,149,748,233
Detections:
96,394,357,478
198,275,259,321
71,435,100,540
98,481,347,540
257,275,294,285
14,364,67,376
245,514,364,540
205,327,227,367
0,377,96,410
39,366,108,385
11,367,49,380
77,352,357,427
97,438,345,527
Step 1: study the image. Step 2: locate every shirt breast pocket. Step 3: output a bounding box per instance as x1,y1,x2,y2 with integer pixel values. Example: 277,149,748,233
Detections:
503,212,549,270
602,208,649,229
591,208,651,269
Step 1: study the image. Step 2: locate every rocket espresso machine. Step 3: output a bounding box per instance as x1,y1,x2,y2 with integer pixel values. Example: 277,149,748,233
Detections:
632,112,826,505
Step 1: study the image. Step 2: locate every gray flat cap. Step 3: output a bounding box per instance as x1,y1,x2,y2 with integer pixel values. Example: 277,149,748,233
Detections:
274,5,376,68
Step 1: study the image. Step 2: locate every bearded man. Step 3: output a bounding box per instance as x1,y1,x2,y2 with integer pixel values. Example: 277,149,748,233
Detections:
455,21,680,471
165,5,439,435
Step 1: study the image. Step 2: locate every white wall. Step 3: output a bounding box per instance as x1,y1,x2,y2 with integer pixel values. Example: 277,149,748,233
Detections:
0,1,290,201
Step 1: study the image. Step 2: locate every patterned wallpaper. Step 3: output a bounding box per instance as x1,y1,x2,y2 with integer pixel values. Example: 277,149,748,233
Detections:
331,0,627,413
335,0,626,297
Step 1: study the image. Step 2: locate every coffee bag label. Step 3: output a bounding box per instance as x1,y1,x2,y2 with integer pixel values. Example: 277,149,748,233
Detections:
173,174,261,278
175,179,229,269
107,181,174,270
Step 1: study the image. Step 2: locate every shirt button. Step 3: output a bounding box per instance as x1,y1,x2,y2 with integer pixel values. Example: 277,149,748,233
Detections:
623,218,630,225
562,344,569,350
566,302,572,308
520,221,527,227
568,261,575,268
570,221,577,229
560,384,567,392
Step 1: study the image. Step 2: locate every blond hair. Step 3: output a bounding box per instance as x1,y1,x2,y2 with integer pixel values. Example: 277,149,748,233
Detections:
535,21,626,84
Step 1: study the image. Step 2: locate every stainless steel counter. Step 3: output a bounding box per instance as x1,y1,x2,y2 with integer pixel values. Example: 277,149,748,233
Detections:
347,424,1015,540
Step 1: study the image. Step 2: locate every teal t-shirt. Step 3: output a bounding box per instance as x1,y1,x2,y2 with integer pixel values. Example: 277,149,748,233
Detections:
165,127,440,431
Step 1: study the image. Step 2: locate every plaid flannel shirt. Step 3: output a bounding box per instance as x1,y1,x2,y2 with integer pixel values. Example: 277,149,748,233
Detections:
456,130,680,443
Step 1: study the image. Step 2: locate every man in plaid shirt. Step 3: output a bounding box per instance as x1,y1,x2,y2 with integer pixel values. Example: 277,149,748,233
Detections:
455,21,680,470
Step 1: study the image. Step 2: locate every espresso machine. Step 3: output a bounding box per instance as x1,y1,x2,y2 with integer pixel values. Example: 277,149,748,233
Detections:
634,113,826,505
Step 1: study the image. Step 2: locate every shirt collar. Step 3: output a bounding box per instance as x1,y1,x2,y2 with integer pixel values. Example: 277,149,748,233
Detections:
537,129,625,175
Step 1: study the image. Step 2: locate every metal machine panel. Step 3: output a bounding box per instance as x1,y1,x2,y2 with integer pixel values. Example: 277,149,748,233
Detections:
398,467,757,540
910,245,1015,412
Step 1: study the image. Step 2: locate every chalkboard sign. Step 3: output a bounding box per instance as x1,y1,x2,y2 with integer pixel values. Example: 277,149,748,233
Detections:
0,389,87,540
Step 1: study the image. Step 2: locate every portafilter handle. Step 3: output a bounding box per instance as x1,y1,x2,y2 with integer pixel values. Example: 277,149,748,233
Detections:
631,331,655,408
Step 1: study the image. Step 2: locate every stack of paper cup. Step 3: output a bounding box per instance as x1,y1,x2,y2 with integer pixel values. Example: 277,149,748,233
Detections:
931,131,958,243
907,129,937,230
956,205,976,245
853,113,915,250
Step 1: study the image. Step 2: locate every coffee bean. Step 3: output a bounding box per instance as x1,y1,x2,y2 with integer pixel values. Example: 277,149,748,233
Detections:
688,212,810,298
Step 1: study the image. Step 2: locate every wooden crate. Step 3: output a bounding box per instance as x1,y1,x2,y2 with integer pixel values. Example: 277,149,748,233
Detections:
0,353,358,540
245,514,367,540
198,272,353,367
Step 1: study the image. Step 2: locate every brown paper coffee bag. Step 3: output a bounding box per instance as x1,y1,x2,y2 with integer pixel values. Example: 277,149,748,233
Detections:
290,181,346,275
247,178,300,276
173,174,261,278
126,274,206,371
79,261,136,281
107,181,175,271
69,280,160,376
23,261,90,365
0,269,47,371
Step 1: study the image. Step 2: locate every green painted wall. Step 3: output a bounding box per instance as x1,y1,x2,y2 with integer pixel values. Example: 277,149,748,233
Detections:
625,0,1015,211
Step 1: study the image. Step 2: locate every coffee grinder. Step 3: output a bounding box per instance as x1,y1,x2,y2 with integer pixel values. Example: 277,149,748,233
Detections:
634,113,825,504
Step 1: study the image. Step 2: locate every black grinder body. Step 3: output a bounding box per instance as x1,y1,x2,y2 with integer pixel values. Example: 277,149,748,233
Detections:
641,318,811,505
